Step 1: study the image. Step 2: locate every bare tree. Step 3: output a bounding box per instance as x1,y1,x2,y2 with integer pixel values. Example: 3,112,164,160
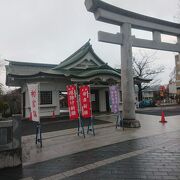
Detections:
169,67,176,83
133,51,165,101
0,58,5,95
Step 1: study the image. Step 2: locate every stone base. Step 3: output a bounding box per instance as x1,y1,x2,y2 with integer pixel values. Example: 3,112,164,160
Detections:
0,148,22,169
120,119,141,128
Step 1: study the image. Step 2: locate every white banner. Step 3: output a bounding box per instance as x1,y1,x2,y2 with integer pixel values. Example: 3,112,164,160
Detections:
27,83,40,122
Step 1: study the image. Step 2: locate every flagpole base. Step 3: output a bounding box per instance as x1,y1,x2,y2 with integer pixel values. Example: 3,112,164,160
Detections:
120,119,141,128
159,121,167,123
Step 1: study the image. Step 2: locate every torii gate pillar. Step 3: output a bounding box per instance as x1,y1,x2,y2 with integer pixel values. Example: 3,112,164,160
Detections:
85,0,180,128
121,23,139,127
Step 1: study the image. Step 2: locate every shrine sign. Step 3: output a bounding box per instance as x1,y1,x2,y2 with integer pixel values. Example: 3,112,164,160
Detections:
109,85,120,113
160,85,165,97
27,83,40,122
79,85,92,118
66,85,79,120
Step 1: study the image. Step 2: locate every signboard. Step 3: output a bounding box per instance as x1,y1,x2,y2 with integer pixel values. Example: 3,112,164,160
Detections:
79,85,92,118
160,91,164,97
66,85,79,120
160,85,165,97
27,84,40,122
160,86,165,91
109,85,120,113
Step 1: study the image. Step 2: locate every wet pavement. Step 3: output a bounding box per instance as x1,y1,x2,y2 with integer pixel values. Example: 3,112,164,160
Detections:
22,118,110,136
1,130,180,180
1,107,180,180
66,138,180,180
22,105,180,136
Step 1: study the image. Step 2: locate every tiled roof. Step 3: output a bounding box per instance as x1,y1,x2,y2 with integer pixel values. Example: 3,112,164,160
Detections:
53,40,105,69
6,40,151,86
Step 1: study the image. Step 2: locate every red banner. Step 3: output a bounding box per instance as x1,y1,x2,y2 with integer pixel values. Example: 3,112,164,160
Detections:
79,85,92,118
66,85,79,120
160,86,165,97
160,86,165,91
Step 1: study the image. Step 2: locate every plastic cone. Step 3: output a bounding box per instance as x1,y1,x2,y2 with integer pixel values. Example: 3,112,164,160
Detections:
29,112,32,121
52,111,55,119
159,111,167,123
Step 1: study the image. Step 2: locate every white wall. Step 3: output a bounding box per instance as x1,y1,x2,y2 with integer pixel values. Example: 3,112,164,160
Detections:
23,78,71,118
142,91,154,99
99,88,107,112
169,82,176,94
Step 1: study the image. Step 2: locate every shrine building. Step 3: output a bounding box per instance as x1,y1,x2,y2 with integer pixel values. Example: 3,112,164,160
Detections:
6,40,148,118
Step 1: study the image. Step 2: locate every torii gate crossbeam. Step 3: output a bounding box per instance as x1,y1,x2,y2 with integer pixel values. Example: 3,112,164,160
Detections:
85,0,180,128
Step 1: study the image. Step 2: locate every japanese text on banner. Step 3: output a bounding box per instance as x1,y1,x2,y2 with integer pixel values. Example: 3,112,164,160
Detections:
66,85,79,120
27,83,40,122
109,85,120,113
79,85,92,118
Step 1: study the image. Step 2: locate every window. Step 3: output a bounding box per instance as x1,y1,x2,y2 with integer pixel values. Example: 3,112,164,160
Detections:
59,91,68,108
40,91,52,105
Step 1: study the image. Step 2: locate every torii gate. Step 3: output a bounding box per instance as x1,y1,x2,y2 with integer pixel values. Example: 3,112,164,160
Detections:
85,0,180,128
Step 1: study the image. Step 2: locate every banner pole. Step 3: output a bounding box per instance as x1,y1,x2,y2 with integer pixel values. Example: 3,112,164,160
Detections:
121,110,124,131
109,85,124,131
87,85,95,136
35,122,42,147
36,83,42,147
76,84,85,138
27,83,42,147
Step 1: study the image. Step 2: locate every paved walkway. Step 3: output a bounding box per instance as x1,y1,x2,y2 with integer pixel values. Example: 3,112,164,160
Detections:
22,117,109,136
1,113,180,179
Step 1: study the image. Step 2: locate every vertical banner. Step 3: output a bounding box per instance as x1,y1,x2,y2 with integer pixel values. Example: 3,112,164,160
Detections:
79,85,92,118
27,83,40,122
66,85,79,120
160,85,165,97
109,85,120,113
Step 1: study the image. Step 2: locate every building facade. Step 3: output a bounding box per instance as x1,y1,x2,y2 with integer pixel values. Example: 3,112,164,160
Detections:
6,41,122,118
6,41,148,118
175,54,180,95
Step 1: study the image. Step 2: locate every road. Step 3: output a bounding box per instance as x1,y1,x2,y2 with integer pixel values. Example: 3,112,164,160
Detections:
136,105,180,116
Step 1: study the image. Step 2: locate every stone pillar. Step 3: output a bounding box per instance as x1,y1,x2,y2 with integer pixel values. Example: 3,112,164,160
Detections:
0,115,22,169
177,36,180,44
153,31,161,42
121,23,140,128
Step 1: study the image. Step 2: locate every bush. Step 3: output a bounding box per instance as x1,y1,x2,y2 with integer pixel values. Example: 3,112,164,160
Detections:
0,101,11,117
0,101,4,113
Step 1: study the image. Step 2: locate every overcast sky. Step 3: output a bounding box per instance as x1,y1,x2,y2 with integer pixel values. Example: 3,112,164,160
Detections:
0,0,179,90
